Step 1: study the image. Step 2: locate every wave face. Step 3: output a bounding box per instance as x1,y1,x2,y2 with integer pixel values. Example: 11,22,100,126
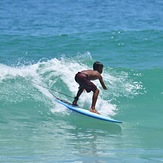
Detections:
0,55,142,117
1,56,162,162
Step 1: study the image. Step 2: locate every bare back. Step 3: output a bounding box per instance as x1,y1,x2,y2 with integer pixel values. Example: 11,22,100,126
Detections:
81,70,107,90
81,70,101,80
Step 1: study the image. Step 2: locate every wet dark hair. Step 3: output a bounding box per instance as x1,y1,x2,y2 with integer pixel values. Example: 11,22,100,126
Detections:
93,61,103,71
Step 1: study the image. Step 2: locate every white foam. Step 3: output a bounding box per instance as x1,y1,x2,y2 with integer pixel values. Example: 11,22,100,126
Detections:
0,63,39,80
0,56,143,116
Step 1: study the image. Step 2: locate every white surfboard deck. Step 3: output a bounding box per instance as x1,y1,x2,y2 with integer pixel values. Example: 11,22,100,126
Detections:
56,98,122,123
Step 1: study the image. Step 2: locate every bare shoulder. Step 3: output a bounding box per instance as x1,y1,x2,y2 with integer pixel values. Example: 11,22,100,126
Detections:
81,70,101,80
81,70,98,75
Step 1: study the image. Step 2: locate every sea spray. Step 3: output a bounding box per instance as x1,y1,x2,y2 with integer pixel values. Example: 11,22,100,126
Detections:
0,56,143,118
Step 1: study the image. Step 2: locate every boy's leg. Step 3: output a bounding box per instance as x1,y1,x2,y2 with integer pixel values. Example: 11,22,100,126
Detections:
72,87,84,106
90,89,100,114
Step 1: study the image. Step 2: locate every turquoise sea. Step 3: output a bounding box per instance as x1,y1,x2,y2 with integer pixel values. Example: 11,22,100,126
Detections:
0,0,163,162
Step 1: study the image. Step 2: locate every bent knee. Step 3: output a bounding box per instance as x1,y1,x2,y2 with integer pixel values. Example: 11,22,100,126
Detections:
94,88,99,94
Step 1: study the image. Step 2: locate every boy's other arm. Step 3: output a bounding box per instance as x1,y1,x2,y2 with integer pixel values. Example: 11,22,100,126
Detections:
98,75,107,90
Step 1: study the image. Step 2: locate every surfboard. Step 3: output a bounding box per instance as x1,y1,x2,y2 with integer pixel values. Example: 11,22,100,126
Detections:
55,98,122,123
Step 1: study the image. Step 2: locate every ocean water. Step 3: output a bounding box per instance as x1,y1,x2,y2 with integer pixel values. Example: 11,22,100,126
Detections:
0,0,163,162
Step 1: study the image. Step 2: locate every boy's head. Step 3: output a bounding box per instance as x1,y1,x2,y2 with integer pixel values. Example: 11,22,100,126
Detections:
93,61,103,74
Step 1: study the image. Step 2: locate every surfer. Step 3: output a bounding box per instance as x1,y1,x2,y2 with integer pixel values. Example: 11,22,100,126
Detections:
72,61,107,114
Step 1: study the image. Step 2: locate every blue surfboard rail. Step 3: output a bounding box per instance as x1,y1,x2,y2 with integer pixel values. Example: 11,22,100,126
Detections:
55,98,122,123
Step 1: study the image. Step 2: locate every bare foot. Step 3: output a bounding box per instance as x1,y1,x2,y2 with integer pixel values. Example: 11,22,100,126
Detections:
90,108,100,114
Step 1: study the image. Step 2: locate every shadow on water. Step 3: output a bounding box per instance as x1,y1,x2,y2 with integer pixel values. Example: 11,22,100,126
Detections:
67,112,122,135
